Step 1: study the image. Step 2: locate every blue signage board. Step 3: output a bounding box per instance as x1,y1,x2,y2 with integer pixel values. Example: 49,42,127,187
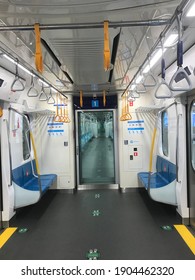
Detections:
91,100,99,108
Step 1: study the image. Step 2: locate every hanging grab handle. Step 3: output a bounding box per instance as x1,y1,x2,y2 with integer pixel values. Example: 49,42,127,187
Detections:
143,65,157,88
169,14,192,92
155,38,173,99
27,75,39,97
47,88,55,104
11,61,25,92
39,83,48,101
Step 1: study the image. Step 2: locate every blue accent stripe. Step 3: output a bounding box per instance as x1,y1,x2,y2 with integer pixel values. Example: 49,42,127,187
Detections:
128,128,144,131
48,123,64,126
127,120,144,124
48,130,64,133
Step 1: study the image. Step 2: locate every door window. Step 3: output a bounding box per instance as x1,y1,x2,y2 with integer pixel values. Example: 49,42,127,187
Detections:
162,111,168,156
190,101,195,170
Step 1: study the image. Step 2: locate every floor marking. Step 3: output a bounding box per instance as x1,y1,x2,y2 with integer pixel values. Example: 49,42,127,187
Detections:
0,227,17,249
86,249,100,260
92,210,100,216
174,225,195,255
161,225,173,231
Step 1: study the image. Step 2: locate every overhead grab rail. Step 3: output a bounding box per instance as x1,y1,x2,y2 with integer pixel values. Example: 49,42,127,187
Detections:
169,13,192,92
155,38,173,99
121,0,189,98
0,19,171,32
27,74,39,97
11,59,25,92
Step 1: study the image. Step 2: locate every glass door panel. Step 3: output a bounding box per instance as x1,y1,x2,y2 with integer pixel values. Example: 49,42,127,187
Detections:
77,110,115,185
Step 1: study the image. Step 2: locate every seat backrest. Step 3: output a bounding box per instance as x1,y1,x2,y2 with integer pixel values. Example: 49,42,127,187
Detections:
156,155,176,183
12,159,37,187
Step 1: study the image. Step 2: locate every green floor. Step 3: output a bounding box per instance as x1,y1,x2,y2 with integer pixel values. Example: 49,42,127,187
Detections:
0,188,194,260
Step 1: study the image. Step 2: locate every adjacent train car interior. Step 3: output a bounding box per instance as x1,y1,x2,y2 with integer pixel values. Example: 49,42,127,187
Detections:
0,0,195,260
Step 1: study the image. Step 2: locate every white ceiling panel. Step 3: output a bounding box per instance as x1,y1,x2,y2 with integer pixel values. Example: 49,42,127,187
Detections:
0,0,193,96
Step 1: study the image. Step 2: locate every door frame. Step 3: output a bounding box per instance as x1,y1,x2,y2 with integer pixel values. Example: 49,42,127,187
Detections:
186,91,195,230
75,109,119,189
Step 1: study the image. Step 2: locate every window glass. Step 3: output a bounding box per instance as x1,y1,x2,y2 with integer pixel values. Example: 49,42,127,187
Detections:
191,101,195,170
162,111,168,156
22,115,30,160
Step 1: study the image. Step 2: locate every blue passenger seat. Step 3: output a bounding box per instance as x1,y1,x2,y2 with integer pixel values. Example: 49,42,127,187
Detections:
138,156,176,189
12,160,57,194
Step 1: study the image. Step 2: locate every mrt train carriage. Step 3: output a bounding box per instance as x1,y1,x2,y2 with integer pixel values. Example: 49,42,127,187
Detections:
0,0,195,260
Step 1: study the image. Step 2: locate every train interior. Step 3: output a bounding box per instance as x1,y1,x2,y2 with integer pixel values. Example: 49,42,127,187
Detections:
0,0,195,260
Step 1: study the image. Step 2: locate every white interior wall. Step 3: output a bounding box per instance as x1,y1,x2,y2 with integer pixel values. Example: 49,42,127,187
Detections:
118,92,155,189
34,95,75,190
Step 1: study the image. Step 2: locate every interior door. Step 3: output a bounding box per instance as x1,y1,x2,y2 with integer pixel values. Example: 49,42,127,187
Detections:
187,94,195,230
76,109,118,189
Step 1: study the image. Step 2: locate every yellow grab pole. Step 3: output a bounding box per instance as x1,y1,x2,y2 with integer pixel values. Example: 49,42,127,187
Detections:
104,21,110,71
149,127,157,172
30,131,40,175
80,90,83,108
103,90,106,107
34,23,43,73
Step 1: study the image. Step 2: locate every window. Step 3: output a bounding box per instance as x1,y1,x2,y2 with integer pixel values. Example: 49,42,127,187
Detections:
22,115,30,160
162,111,168,156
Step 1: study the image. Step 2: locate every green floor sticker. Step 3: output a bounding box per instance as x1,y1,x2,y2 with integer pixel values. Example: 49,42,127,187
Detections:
92,210,100,216
86,249,100,260
161,225,173,231
18,228,28,233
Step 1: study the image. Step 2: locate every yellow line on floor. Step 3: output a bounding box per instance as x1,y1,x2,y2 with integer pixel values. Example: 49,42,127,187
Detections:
0,227,17,249
174,225,195,255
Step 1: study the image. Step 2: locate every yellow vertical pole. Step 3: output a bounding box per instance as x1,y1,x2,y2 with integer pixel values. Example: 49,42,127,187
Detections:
104,21,110,71
103,90,106,107
149,127,157,172
80,90,83,108
34,23,43,73
30,131,40,175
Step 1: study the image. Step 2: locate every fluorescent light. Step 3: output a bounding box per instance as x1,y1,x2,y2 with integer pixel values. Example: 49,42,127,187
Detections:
164,34,178,47
143,64,150,74
3,54,34,76
186,2,195,17
150,49,163,67
130,84,136,90
3,54,15,63
18,64,34,76
39,79,49,87
143,49,164,74
135,75,143,84
51,87,57,93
